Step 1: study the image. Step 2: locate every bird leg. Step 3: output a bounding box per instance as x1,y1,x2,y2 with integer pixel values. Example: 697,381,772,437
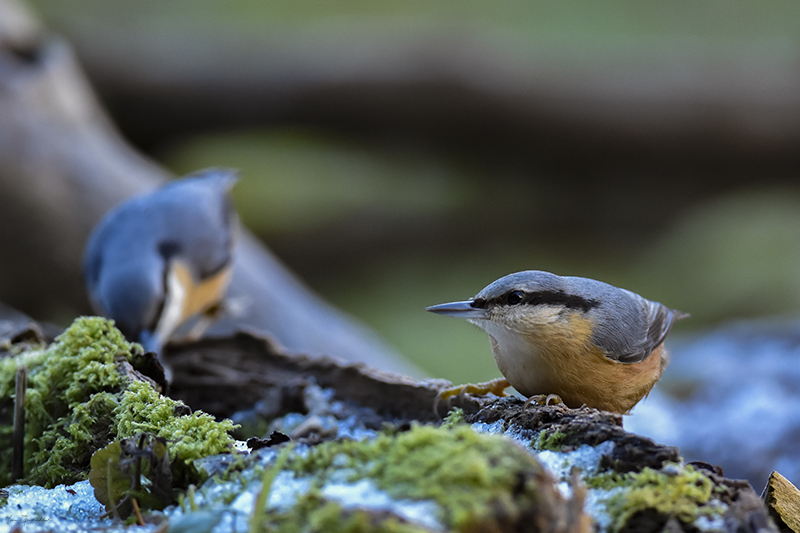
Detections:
433,377,510,415
523,393,564,409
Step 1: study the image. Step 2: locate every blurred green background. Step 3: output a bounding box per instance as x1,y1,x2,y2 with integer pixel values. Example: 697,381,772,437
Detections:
26,0,800,383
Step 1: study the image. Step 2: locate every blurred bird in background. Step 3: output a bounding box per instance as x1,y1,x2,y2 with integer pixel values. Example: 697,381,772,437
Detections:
83,168,239,356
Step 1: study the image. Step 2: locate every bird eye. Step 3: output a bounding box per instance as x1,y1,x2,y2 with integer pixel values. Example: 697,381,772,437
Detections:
506,290,524,305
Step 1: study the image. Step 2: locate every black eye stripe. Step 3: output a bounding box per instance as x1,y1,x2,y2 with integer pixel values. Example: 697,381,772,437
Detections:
470,298,487,309
488,290,599,312
506,290,524,305
157,240,181,260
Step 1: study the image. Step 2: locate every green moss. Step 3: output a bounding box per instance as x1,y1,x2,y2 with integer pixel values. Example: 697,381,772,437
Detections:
289,423,548,530
115,380,236,485
262,491,431,533
604,464,722,531
440,407,465,428
534,429,567,451
584,471,627,491
0,317,236,488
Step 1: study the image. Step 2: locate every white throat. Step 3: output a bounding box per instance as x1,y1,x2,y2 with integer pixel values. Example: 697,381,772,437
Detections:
469,318,554,395
152,262,187,350
471,319,540,368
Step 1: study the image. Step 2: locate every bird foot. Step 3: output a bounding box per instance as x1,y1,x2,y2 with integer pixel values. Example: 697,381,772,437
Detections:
523,393,565,409
433,378,510,415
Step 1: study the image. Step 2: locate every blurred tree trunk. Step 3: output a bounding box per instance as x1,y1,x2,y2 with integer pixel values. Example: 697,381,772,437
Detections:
0,0,420,376
45,5,800,172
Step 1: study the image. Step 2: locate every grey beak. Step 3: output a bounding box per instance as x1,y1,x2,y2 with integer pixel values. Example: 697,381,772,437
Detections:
426,300,488,319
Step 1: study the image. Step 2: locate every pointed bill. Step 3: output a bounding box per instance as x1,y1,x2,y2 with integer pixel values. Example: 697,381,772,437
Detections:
426,300,489,319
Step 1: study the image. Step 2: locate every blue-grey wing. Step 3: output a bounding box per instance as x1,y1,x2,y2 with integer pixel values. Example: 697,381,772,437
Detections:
590,289,686,364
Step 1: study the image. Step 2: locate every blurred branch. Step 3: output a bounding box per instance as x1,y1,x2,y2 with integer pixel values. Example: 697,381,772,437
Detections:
0,0,419,376
52,16,800,171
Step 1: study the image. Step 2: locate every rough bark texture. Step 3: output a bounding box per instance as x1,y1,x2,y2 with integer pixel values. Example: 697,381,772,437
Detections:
167,331,480,424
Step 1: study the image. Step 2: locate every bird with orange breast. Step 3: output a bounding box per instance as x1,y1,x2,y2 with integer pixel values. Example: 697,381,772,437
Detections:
427,270,687,414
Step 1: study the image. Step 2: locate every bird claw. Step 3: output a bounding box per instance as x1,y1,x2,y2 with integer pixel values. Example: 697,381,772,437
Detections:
433,378,511,415
523,393,565,409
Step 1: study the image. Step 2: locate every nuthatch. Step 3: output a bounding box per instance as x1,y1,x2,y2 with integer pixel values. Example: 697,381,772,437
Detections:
83,169,239,354
427,270,687,414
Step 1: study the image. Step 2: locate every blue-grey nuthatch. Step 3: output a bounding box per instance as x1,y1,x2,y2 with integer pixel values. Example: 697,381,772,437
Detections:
427,270,687,413
83,169,238,354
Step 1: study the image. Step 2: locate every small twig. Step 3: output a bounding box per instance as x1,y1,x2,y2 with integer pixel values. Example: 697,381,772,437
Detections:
133,434,145,494
132,497,145,526
12,366,27,481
